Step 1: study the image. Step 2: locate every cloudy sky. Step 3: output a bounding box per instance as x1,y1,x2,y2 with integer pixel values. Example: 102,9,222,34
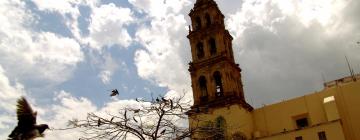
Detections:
0,0,359,139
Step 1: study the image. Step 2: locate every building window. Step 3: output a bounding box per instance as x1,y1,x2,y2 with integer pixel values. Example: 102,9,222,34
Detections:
209,38,217,55
318,131,327,140
213,71,223,97
295,136,302,140
205,13,211,27
197,42,204,59
295,118,309,129
232,132,247,140
199,76,208,102
214,116,226,140
195,16,201,30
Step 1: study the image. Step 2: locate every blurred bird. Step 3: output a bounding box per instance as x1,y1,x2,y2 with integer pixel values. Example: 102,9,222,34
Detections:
110,89,119,97
8,97,49,140
134,109,140,113
160,129,166,135
97,119,101,127
357,41,360,45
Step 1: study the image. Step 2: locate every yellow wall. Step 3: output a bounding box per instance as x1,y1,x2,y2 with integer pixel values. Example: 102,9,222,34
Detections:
189,81,360,140
252,80,360,140
189,104,254,139
333,81,360,140
257,120,345,140
252,91,332,136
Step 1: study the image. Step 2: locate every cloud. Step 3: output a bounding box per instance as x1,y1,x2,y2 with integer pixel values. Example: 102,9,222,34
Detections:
98,53,119,84
134,13,191,93
38,91,97,140
0,65,26,138
87,3,134,49
226,0,360,106
129,0,191,19
0,0,84,85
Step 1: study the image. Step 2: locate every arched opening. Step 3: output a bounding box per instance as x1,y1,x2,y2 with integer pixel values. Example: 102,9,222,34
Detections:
214,116,226,140
195,16,202,30
199,76,208,102
197,42,205,59
209,38,217,55
205,13,211,27
213,71,223,97
232,132,247,140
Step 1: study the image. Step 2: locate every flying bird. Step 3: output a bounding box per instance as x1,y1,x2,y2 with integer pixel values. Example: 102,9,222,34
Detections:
8,97,49,140
110,89,119,96
160,129,166,135
97,119,101,127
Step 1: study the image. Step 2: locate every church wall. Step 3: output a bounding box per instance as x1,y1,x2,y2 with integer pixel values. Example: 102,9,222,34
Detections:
256,120,345,140
189,104,254,139
252,80,360,140
333,81,360,140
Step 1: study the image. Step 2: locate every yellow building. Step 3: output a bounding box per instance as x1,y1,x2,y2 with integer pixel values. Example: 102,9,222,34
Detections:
186,0,360,140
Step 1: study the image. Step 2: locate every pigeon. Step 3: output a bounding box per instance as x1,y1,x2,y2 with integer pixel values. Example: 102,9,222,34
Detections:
110,89,119,96
97,119,101,127
160,129,166,135
133,109,140,113
8,97,49,140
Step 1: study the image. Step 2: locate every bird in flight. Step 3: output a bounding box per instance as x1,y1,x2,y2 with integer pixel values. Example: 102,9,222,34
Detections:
8,97,49,140
110,89,119,96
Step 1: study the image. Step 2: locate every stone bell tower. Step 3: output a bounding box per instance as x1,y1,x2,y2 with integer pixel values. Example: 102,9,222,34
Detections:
187,0,252,110
187,0,254,139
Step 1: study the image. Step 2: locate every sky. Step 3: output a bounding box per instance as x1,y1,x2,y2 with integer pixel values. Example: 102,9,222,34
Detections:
0,0,360,139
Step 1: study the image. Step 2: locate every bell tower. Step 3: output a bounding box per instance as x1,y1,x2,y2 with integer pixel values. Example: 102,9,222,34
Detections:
187,0,252,110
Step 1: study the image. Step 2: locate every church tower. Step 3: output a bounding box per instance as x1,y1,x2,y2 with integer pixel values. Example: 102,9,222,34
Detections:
187,0,254,139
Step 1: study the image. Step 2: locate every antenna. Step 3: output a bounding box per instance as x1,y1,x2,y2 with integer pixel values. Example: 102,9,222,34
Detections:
345,55,356,81
321,73,326,87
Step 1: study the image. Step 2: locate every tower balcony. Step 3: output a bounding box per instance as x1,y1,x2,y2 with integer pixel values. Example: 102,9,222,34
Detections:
187,93,253,115
187,23,225,38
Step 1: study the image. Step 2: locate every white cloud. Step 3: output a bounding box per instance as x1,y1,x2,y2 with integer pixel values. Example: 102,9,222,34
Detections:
31,0,99,41
0,0,84,85
129,0,191,19
225,0,360,106
87,3,134,49
134,13,191,93
38,91,97,140
0,65,26,138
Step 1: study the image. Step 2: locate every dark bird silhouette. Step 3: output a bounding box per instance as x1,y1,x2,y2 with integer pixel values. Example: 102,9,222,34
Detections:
97,119,101,127
8,97,49,140
160,129,166,135
110,89,119,96
133,109,140,113
156,98,160,102
357,41,360,44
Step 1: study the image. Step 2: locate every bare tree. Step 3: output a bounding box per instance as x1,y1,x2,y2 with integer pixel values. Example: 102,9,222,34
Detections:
66,94,204,140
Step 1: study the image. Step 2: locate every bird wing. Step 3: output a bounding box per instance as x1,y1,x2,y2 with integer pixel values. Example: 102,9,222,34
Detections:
16,97,36,127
